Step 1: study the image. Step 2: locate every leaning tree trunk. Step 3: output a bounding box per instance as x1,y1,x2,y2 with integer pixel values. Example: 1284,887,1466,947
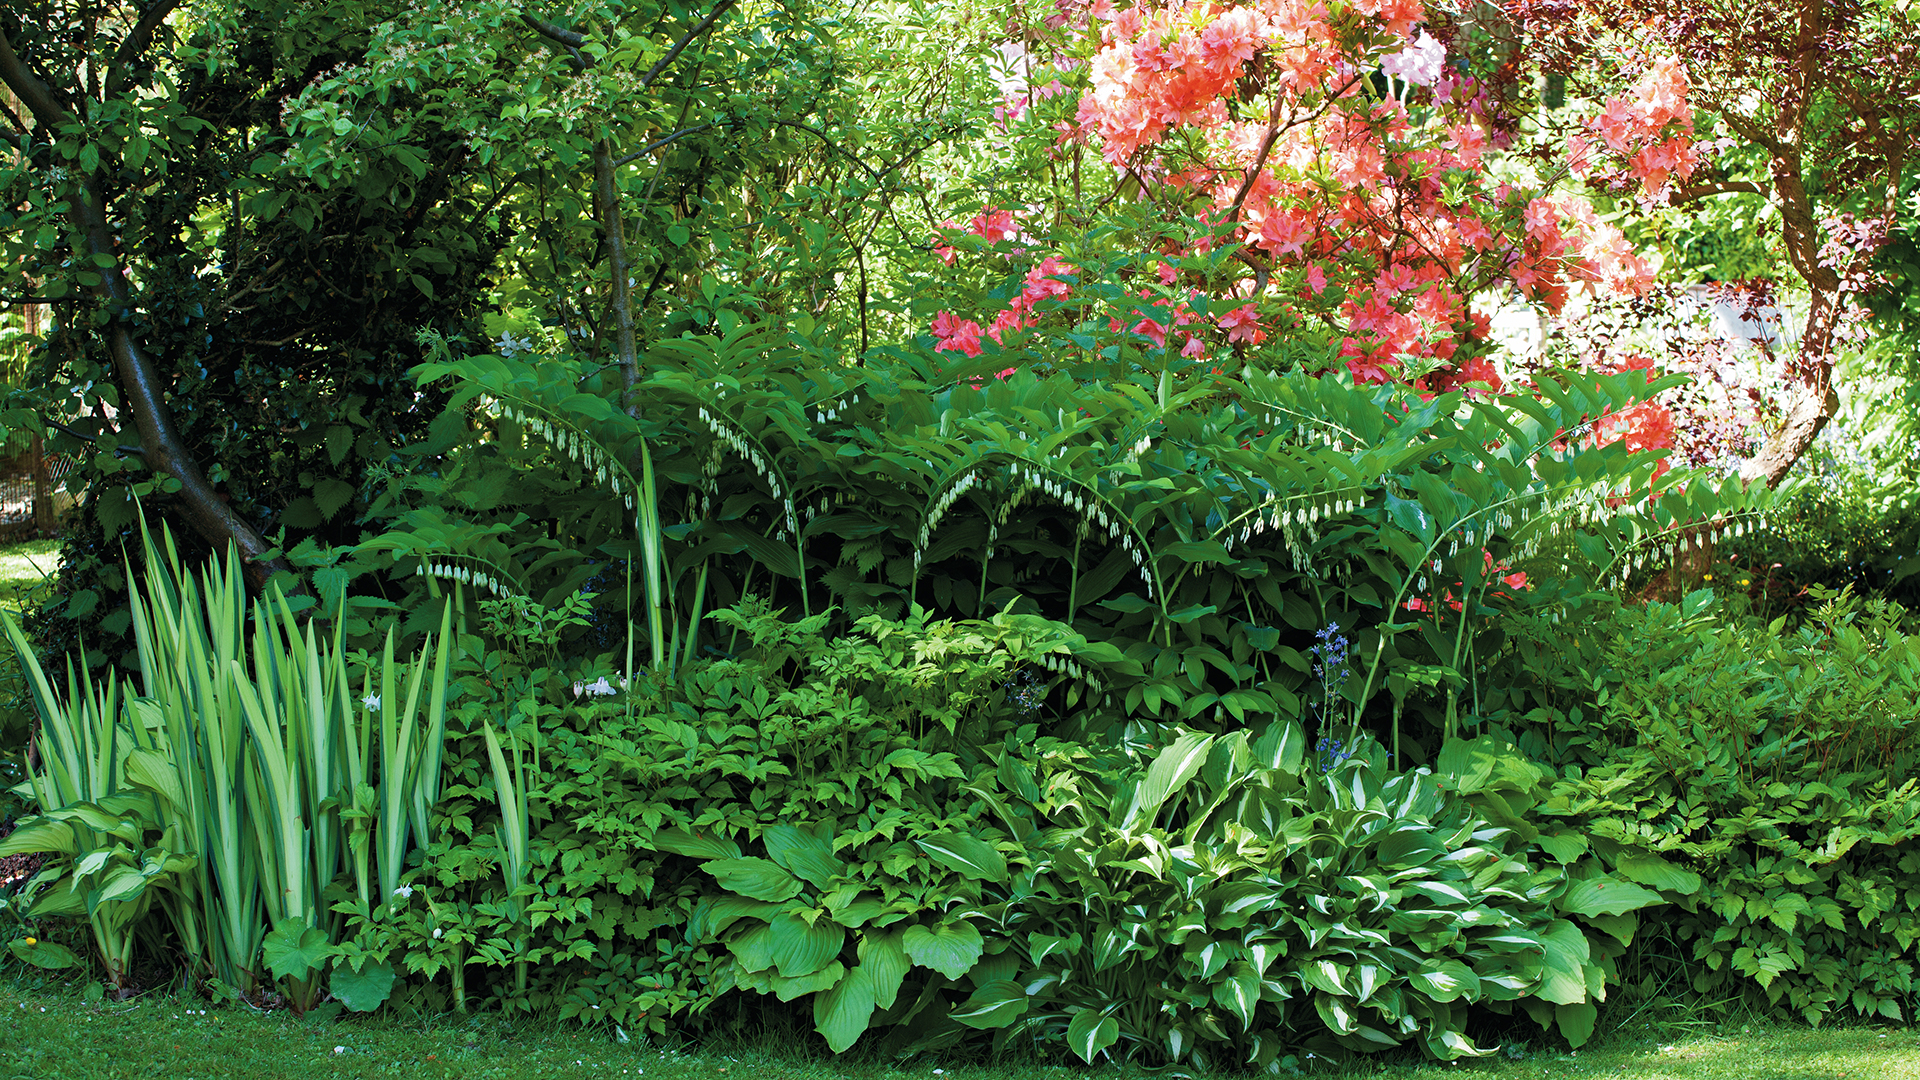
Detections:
0,28,294,591
1739,285,1844,490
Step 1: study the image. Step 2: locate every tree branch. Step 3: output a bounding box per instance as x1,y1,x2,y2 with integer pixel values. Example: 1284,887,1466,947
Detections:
0,28,77,129
609,121,717,169
637,0,737,91
106,0,184,95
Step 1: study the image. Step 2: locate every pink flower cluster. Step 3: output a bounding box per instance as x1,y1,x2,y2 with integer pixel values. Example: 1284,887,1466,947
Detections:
1570,57,1699,197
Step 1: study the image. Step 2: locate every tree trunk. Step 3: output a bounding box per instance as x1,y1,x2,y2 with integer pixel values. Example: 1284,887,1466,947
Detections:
0,29,295,592
1739,286,1843,489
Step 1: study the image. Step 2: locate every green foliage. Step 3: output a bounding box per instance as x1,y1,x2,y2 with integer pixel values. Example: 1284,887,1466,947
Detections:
379,601,1652,1064
366,328,1772,772
1523,589,1920,1025
0,520,448,1007
961,730,1655,1068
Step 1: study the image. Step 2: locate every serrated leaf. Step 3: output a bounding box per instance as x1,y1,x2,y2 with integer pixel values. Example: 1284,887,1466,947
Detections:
262,918,333,981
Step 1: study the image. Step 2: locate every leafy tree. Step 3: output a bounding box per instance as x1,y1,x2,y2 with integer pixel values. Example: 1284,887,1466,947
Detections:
1497,0,1920,486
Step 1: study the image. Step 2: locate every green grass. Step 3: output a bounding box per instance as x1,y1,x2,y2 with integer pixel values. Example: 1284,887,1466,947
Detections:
0,971,1914,1080
0,537,57,609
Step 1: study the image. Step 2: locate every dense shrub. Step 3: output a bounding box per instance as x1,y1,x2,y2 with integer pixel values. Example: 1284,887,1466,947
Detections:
1510,589,1920,1024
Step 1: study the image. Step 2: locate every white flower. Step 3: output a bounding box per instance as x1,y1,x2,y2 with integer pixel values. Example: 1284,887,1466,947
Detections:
1380,31,1447,87
333,1046,347,1055
583,676,616,696
392,885,414,900
432,927,443,939
361,693,380,711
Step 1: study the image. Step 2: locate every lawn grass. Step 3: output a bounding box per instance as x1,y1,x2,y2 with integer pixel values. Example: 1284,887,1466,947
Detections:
0,537,58,610
1,971,1914,1080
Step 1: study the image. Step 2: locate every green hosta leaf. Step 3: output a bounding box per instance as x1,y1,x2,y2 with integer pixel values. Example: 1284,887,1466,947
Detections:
952,978,1028,1029
331,960,397,1012
1557,875,1661,917
1537,831,1589,864
768,913,844,978
1614,853,1703,896
262,918,333,981
1213,967,1260,1028
1408,960,1480,1003
704,857,804,902
914,833,1006,883
1066,1008,1119,1063
0,819,74,857
1535,919,1592,1006
902,921,983,980
858,928,910,1010
1556,1001,1598,1047
765,825,842,890
772,961,846,1002
8,938,82,969
689,895,781,940
813,964,875,1053
1126,730,1213,828
650,827,742,860
1300,959,1351,997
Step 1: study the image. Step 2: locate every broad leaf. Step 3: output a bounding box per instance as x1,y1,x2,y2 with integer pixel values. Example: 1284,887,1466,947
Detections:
1557,875,1661,917
901,921,983,980
914,833,1006,883
767,912,844,978
704,857,805,902
262,918,333,981
813,965,875,1053
951,978,1027,1029
1066,1008,1119,1063
332,960,397,1012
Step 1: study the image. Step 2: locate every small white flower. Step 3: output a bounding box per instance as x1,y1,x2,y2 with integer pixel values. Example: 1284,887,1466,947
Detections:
585,676,616,696
432,927,443,939
333,1046,347,1055
392,885,414,900
361,694,380,711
